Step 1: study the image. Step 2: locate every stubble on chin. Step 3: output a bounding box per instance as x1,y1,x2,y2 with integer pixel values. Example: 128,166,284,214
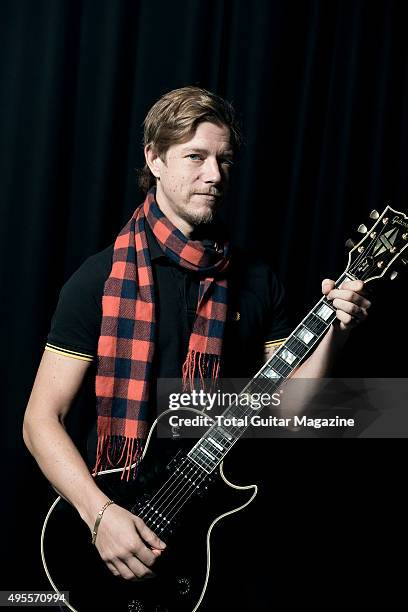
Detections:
180,193,222,227
182,207,215,227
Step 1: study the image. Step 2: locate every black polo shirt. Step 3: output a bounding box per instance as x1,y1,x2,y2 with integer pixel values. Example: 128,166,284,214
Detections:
45,225,291,461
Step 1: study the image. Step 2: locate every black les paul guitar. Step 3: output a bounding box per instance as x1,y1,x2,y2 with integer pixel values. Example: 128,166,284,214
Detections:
41,205,408,611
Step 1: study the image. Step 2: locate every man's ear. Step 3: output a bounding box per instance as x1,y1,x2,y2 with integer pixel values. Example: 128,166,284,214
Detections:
144,145,163,179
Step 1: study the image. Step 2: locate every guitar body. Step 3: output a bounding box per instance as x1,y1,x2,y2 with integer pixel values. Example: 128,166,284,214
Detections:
41,409,257,612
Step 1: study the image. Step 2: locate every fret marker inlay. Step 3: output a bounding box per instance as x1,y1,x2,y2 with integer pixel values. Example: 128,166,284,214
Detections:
280,348,296,364
296,327,314,344
316,303,333,321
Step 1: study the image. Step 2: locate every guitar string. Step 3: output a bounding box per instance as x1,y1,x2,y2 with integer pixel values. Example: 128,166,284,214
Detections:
348,223,395,280
134,260,380,530
139,464,206,528
132,456,190,515
139,462,210,531
348,212,401,274
150,467,213,531
137,458,198,522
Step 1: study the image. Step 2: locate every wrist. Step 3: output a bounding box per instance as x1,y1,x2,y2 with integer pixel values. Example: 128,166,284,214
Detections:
78,491,112,531
91,499,115,545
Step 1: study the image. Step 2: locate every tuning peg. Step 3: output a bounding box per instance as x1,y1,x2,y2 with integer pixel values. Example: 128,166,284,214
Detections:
345,238,355,250
390,271,398,280
357,224,368,233
369,210,380,220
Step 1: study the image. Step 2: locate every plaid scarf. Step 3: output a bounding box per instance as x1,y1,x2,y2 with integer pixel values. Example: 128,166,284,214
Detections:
94,189,229,478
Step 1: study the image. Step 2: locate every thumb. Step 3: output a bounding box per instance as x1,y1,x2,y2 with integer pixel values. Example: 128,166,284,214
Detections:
322,278,335,295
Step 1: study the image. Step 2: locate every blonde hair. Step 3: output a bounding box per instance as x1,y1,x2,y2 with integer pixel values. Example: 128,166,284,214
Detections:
138,86,242,192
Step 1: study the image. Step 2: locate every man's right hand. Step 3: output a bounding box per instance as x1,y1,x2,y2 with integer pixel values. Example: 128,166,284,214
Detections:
93,504,167,581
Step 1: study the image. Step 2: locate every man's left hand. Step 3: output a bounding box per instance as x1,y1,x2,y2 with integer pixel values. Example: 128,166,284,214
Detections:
322,279,371,331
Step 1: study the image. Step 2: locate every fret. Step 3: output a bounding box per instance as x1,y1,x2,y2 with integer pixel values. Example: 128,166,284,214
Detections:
208,436,223,451
256,377,282,397
209,432,226,450
244,378,266,394
258,367,281,382
193,446,215,465
218,421,240,440
187,453,212,474
216,425,234,443
269,354,292,376
199,446,216,461
190,445,217,471
202,439,224,459
189,422,237,466
222,406,242,421
230,404,248,419
285,335,310,356
256,375,280,395
246,375,281,393
304,312,330,335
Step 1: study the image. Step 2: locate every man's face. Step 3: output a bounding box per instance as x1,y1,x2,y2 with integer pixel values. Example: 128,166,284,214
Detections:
146,122,234,235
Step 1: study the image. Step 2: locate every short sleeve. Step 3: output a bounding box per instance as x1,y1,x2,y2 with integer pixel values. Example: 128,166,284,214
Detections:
45,245,113,362
264,268,292,351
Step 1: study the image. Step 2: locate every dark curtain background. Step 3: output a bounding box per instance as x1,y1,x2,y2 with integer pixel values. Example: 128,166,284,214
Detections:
1,1,406,609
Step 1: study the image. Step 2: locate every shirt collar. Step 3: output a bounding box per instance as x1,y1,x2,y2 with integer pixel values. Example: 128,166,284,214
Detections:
145,222,166,261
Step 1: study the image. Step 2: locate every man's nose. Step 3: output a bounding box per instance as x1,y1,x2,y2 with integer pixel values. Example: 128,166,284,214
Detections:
203,158,222,184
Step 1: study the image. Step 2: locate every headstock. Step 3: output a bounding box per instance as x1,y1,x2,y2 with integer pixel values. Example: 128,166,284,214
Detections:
346,205,408,282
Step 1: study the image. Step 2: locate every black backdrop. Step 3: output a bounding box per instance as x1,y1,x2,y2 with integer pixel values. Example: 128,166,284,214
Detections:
1,1,406,608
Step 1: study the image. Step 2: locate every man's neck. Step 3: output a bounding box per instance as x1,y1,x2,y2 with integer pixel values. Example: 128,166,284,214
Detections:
155,191,194,238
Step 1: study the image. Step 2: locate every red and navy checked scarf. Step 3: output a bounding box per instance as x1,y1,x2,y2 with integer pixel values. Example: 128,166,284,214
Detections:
94,189,230,478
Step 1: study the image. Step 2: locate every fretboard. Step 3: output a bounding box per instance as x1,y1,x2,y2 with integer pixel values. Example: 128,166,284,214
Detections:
187,271,354,473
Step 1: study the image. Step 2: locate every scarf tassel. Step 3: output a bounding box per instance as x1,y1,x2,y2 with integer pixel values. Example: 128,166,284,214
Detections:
182,349,221,392
93,435,143,481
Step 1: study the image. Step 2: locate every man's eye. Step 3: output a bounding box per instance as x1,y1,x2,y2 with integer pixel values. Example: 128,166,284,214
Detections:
221,159,234,167
187,154,203,161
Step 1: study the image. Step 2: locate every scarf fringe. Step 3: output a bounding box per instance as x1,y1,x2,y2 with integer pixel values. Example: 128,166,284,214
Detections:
182,349,221,392
93,435,143,481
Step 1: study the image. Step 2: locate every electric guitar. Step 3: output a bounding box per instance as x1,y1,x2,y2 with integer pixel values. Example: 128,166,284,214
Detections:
41,205,408,611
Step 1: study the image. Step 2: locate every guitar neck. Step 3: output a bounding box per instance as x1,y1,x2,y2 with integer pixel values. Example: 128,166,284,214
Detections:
187,270,354,473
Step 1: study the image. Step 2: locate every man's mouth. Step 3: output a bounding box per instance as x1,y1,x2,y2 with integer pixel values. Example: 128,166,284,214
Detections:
194,193,221,198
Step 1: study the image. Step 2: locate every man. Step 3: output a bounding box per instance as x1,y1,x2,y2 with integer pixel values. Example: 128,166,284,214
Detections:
23,87,370,586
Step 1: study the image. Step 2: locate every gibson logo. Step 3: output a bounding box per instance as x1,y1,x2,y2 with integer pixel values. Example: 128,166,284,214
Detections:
392,215,408,229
